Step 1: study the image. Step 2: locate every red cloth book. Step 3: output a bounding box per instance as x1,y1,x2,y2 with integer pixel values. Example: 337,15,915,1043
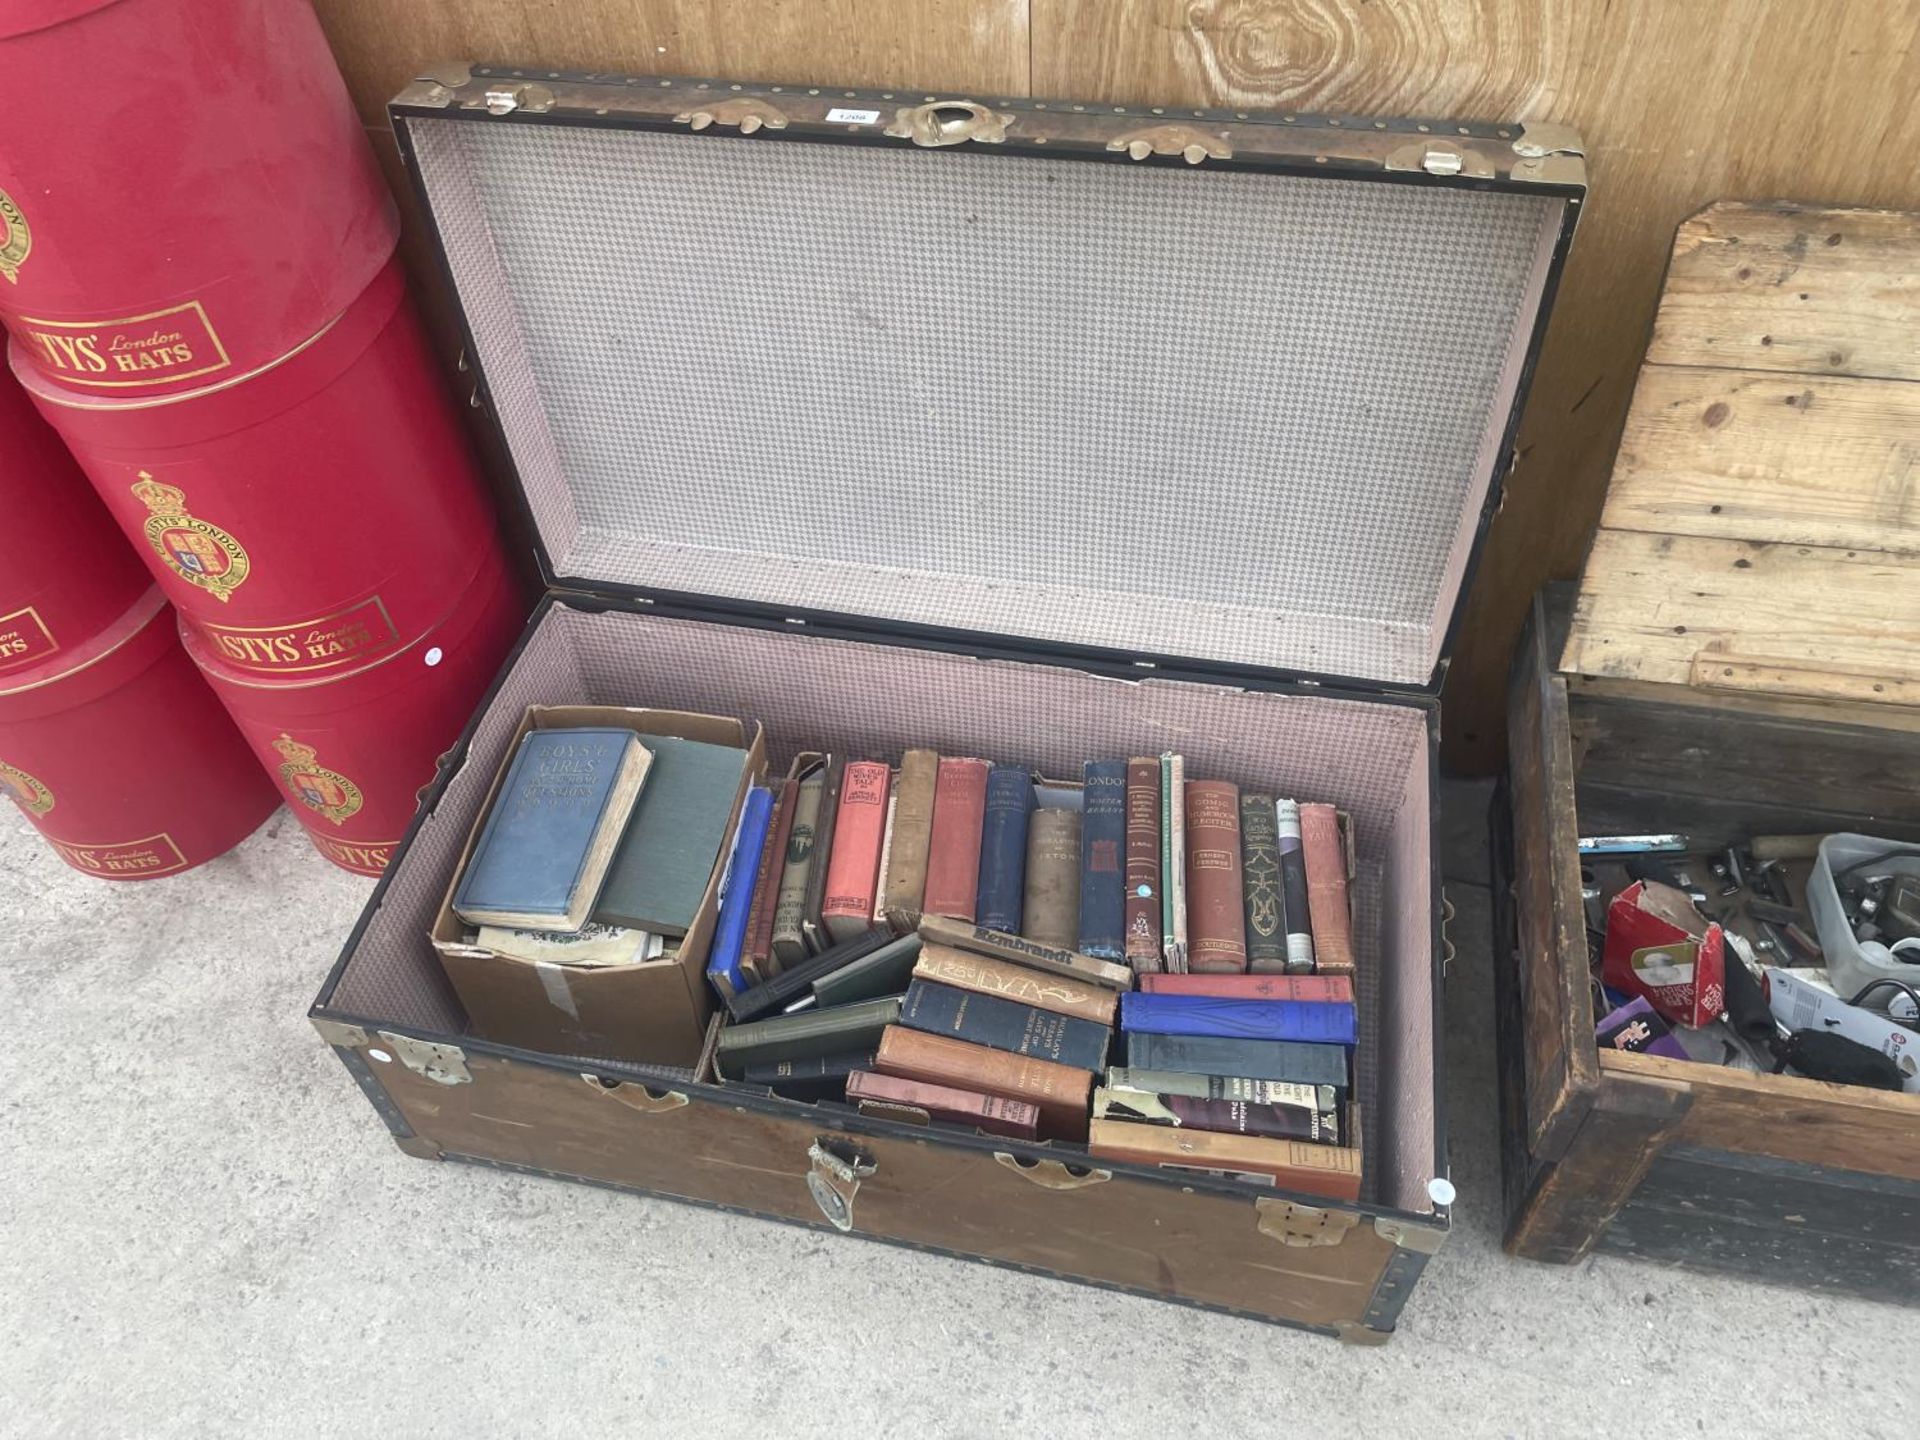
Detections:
1140,972,1354,1002
821,761,891,942
1299,803,1356,977
1184,779,1248,973
921,756,990,922
845,1070,1041,1139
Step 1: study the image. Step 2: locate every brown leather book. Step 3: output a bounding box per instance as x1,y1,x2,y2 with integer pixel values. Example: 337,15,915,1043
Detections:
1087,1117,1361,1200
845,1070,1041,1139
743,777,792,978
1183,780,1248,974
873,1025,1093,1140
1022,807,1081,950
1123,756,1163,972
912,946,1119,1025
1300,803,1356,977
882,748,940,927
922,756,989,921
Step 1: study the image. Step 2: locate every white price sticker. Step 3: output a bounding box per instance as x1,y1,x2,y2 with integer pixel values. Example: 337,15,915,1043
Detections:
826,107,882,125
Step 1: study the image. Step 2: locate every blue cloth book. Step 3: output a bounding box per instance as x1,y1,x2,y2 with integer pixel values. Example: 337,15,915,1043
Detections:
1078,759,1128,959
1119,993,1358,1048
707,785,775,1000
901,979,1112,1072
453,727,652,931
976,766,1035,933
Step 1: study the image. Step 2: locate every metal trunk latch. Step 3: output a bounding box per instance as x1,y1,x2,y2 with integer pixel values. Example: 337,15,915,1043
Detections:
1255,1196,1359,1247
480,82,554,116
374,1031,471,1086
806,1138,878,1232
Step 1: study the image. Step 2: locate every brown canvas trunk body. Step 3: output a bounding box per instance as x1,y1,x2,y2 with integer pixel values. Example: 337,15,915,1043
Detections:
311,65,1586,1341
1495,203,1920,1304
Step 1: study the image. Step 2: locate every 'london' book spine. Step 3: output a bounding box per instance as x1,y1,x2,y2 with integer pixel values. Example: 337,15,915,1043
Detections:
975,766,1034,934
901,979,1111,1073
1183,780,1247,973
1300,802,1356,976
1239,792,1285,973
1078,760,1128,960
922,757,990,922
1119,992,1357,1046
1125,1032,1349,1089
1123,757,1163,972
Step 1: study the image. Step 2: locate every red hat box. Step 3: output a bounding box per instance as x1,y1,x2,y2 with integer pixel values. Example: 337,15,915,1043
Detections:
11,257,503,679
0,0,397,399
184,535,526,876
0,586,278,879
0,368,150,677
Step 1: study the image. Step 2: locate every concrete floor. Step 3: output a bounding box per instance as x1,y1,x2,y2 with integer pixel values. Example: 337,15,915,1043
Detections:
1,779,1911,1439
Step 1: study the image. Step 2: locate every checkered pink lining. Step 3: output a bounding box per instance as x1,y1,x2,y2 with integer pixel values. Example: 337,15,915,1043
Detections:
325,604,1441,1214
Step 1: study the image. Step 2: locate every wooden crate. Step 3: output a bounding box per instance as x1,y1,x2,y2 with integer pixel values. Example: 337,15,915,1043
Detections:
1495,201,1920,1302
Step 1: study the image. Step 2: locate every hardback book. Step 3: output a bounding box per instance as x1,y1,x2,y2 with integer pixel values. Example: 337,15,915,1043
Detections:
1032,782,1084,811
455,728,653,931
706,785,776,999
1094,1085,1341,1145
915,918,1134,991
770,757,826,966
822,760,892,942
716,994,903,1073
800,757,847,953
1124,1032,1349,1089
1300,803,1357,977
1184,779,1248,974
1087,1118,1362,1201
975,765,1035,934
724,926,895,1025
1140,972,1353,1003
475,922,663,968
1119,993,1357,1047
1107,1067,1342,1116
593,734,748,936
873,1025,1094,1140
1021,806,1081,950
912,946,1120,1025
1123,756,1163,973
871,792,897,925
1275,799,1317,974
1078,759,1128,960
737,1048,873,1101
743,777,795,977
1239,791,1286,973
808,933,924,1010
922,756,990,921
881,748,940,927
1161,754,1188,972
901,978,1111,1072
844,1071,1041,1140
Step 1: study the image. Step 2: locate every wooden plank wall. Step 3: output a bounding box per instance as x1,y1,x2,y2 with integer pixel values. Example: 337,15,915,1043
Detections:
309,0,1920,771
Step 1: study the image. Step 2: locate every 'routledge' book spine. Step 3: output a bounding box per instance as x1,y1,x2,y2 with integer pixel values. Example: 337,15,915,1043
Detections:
1239,792,1286,973
901,979,1111,1073
975,766,1035,934
1184,780,1247,974
1123,756,1163,973
1077,759,1128,960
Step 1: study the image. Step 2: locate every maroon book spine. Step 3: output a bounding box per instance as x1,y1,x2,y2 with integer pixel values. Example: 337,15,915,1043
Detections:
1183,780,1248,973
744,778,794,974
1123,756,1163,971
921,757,990,921
845,1070,1041,1139
1160,1093,1337,1144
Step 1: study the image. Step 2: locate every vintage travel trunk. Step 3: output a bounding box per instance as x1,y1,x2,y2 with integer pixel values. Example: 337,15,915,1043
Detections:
1495,203,1920,1304
310,65,1586,1341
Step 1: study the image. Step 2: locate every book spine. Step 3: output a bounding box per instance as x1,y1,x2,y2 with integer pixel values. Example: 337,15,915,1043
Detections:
801,758,845,954
1077,760,1128,960
873,1025,1093,1140
1108,1067,1339,1113
738,1048,875,1085
1122,757,1163,973
1162,754,1188,971
871,792,897,925
912,947,1119,1025
1300,803,1356,977
717,995,902,1070
1276,799,1316,974
743,778,794,976
1020,807,1082,950
1119,993,1357,1046
921,757,990,922
706,786,774,999
822,761,892,942
1239,792,1285,973
771,767,825,966
901,979,1111,1072
845,1071,1041,1139
1099,1088,1340,1144
1086,1119,1362,1201
1184,779,1247,974
1139,972,1353,1003
913,918,1135,992
1125,1032,1349,1088
975,766,1035,934
882,749,940,926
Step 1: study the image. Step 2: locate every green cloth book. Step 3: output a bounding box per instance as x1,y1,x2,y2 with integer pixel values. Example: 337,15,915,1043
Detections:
715,995,905,1074
593,735,749,937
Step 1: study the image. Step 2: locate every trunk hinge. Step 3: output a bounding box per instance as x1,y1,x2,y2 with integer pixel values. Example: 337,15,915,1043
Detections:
1255,1197,1360,1248
376,1032,472,1086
